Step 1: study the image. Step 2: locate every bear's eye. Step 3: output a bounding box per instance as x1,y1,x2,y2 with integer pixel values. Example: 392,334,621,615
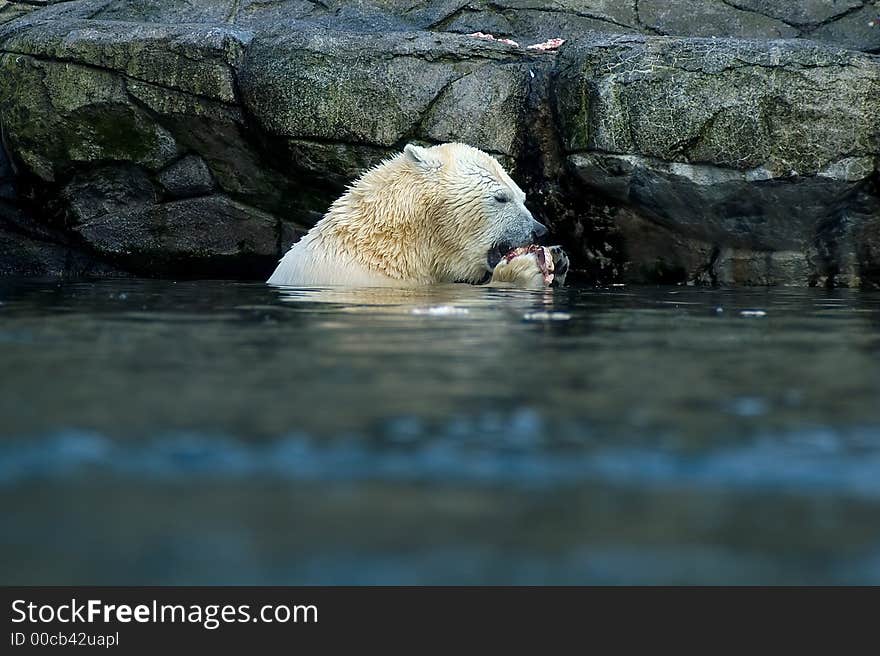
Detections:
494,192,510,203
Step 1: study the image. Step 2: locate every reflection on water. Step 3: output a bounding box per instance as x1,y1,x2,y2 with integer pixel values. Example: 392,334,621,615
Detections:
1,279,880,584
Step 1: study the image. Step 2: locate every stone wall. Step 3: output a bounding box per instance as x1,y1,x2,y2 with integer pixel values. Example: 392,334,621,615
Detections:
1,0,879,285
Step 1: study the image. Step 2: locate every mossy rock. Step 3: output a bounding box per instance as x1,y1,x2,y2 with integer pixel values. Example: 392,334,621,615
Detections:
0,54,178,179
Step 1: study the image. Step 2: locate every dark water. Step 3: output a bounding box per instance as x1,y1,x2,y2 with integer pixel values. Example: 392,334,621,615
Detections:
2,279,880,584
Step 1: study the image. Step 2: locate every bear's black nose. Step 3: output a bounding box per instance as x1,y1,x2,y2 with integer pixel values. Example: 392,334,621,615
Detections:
531,222,548,242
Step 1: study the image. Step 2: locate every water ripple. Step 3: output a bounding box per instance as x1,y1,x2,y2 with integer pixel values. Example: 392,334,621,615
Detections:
2,424,880,497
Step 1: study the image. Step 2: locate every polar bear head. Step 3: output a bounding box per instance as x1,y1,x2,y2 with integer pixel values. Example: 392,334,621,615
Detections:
400,142,548,283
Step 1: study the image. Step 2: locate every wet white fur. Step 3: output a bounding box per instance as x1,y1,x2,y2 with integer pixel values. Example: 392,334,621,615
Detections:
268,142,543,287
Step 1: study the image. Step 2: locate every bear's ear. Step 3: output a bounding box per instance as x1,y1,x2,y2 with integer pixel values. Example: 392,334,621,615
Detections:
404,144,441,171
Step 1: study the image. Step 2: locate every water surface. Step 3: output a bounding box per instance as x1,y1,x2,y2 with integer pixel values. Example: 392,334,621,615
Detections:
2,279,880,584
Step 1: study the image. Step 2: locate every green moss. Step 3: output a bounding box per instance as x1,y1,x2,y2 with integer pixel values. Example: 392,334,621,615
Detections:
80,106,156,162
0,54,178,175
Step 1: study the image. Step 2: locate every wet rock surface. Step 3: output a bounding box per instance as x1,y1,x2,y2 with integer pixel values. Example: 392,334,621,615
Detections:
556,34,880,286
0,0,879,285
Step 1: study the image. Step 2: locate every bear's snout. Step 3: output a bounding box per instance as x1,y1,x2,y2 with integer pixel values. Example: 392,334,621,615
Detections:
531,221,549,243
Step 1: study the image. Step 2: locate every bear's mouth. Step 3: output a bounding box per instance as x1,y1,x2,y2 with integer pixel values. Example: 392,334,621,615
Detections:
486,241,519,271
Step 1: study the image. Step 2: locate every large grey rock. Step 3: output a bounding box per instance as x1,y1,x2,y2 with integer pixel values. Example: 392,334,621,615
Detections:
638,0,796,39
1,16,249,101
236,27,541,212
74,195,299,276
0,224,86,276
724,1,864,27
0,16,255,188
557,36,880,174
0,15,305,277
0,202,127,277
568,153,869,249
430,1,641,41
808,5,880,53
239,29,535,159
0,225,129,276
54,0,880,51
556,34,880,286
0,52,179,180
158,155,215,199
62,164,158,223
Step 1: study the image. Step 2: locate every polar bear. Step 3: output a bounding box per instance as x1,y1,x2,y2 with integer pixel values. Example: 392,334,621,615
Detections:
267,142,568,288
